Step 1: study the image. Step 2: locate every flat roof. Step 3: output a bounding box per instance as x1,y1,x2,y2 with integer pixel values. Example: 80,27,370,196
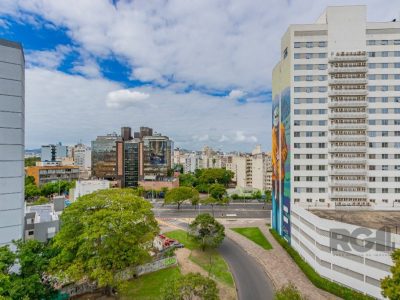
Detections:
0,38,22,50
311,210,400,233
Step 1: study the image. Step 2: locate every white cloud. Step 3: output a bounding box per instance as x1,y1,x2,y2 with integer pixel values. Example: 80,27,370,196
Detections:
234,131,258,143
4,0,398,92
227,89,246,100
25,45,71,69
72,58,101,78
24,68,270,151
106,89,150,108
219,135,229,142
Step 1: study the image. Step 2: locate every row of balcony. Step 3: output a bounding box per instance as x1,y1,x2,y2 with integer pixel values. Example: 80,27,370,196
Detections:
328,90,368,96
328,112,367,119
329,169,367,176
328,147,367,153
328,67,368,74
328,158,367,165
329,192,368,198
328,78,368,85
329,181,367,187
328,101,367,108
329,135,367,142
328,124,367,130
328,55,367,63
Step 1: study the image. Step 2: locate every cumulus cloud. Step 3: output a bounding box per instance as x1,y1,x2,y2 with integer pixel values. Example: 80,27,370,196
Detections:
227,90,246,100
219,135,229,142
24,68,270,151
106,89,150,108
234,131,258,143
25,45,71,69
4,0,397,92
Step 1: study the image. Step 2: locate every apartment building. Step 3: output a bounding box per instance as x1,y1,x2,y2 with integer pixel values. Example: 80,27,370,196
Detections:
272,6,400,298
273,5,400,212
226,145,272,191
41,143,68,162
26,165,80,186
0,38,25,247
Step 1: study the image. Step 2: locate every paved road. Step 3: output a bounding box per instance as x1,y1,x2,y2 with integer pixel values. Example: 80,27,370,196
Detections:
220,238,274,300
152,202,271,219
165,219,274,300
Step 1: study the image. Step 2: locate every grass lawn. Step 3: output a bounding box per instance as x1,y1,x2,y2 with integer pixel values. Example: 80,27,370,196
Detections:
120,267,181,300
190,249,234,287
164,230,199,250
231,227,273,250
164,230,234,287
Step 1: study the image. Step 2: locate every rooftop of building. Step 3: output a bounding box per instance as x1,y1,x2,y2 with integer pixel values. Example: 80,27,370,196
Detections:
26,165,79,170
0,38,23,50
311,209,400,233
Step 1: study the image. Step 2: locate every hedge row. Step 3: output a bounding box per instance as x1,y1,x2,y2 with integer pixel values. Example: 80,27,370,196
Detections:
269,229,374,300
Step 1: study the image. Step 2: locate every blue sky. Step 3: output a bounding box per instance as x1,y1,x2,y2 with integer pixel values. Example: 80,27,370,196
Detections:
0,0,398,151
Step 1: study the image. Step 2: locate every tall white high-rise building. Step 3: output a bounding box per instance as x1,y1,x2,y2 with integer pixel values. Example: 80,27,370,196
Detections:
0,38,25,247
273,5,400,210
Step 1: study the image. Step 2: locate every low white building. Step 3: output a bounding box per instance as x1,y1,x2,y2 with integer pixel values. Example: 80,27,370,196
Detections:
290,205,400,299
69,180,110,201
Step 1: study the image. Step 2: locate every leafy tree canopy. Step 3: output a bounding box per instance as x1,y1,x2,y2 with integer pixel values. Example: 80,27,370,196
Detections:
24,157,40,167
197,169,234,187
209,184,226,200
162,272,219,300
0,240,57,300
381,249,400,299
179,173,198,187
165,187,200,209
49,189,159,292
189,213,225,251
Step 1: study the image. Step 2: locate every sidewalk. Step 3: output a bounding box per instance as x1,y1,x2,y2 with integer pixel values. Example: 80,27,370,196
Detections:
224,221,340,300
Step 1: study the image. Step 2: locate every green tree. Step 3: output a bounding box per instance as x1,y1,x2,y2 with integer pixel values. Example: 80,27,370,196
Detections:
29,196,49,206
189,214,225,251
0,240,57,300
197,169,234,187
40,180,75,197
381,249,400,299
162,272,219,300
25,176,36,186
179,173,198,187
165,187,200,209
24,157,40,167
25,183,40,200
275,282,307,300
209,184,226,200
49,189,159,294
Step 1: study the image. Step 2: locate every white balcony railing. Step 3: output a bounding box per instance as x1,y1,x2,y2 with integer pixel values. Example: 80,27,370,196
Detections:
329,112,367,119
328,101,367,108
328,90,368,96
328,124,367,130
328,158,367,165
329,169,367,176
329,181,367,187
328,67,368,74
329,191,368,198
328,54,368,63
328,78,368,85
328,147,367,153
329,135,367,142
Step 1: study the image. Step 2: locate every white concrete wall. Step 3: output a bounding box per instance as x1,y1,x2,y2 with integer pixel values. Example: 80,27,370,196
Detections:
71,180,110,201
291,205,399,299
0,41,24,247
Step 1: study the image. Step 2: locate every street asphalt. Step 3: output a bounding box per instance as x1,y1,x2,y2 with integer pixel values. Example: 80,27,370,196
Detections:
219,238,275,300
165,219,275,300
152,202,272,219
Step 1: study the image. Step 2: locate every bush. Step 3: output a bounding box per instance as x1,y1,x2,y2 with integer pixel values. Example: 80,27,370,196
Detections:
275,282,307,300
269,229,373,300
